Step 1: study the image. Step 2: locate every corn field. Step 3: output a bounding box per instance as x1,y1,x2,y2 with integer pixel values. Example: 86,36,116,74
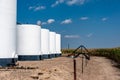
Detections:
62,48,120,63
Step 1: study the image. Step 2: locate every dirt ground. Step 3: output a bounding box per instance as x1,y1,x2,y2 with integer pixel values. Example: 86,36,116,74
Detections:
0,56,120,80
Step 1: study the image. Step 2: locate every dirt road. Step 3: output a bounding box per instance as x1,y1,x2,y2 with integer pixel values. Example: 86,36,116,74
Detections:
0,57,120,80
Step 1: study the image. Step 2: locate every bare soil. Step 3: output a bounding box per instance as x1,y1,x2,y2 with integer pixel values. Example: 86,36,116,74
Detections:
0,56,120,80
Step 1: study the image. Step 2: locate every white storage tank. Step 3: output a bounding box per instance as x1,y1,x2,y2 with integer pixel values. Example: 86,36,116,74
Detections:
49,32,56,58
17,24,41,61
55,34,61,57
0,0,17,66
41,29,50,59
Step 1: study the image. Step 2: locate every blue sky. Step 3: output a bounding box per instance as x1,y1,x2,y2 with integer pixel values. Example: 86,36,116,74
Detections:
17,0,120,49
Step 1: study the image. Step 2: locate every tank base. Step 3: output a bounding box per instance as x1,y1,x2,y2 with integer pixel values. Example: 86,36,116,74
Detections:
51,54,55,58
0,58,16,67
48,54,52,58
39,55,43,60
55,54,61,57
58,54,61,57
55,54,59,57
42,54,49,59
18,55,40,61
14,58,18,62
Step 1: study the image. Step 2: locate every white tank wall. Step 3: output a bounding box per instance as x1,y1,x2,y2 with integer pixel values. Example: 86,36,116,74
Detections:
41,29,49,55
56,34,61,54
17,24,41,56
49,32,56,54
0,0,17,58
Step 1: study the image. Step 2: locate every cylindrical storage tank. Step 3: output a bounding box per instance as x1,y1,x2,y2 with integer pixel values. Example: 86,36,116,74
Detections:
17,24,41,61
55,34,61,57
41,29,50,59
0,0,17,66
49,32,56,58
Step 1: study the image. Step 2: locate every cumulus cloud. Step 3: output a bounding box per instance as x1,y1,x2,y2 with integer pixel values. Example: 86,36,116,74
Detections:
37,20,47,26
29,6,34,10
64,35,80,38
87,33,93,38
102,17,108,21
41,22,47,25
47,19,55,24
29,6,46,11
51,0,64,7
67,0,85,5
36,19,55,26
61,19,72,24
80,17,89,20
34,6,46,11
37,20,42,26
51,0,86,7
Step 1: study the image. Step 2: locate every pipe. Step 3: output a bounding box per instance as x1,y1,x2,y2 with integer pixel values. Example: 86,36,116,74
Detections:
73,58,76,80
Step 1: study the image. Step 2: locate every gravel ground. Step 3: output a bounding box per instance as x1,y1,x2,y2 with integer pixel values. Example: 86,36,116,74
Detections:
0,56,120,80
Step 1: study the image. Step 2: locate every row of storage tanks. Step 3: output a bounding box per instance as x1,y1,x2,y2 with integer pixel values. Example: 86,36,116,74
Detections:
17,24,61,61
0,0,61,66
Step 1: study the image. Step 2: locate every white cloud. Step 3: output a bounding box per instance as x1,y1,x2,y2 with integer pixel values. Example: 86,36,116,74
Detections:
29,6,46,11
64,35,80,38
51,0,64,7
42,22,47,25
51,1,59,7
37,20,47,26
37,20,42,26
67,0,85,6
102,17,108,21
47,19,55,24
80,17,89,20
36,19,55,26
51,0,86,7
34,6,46,11
87,33,93,38
61,19,72,24
29,6,35,10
